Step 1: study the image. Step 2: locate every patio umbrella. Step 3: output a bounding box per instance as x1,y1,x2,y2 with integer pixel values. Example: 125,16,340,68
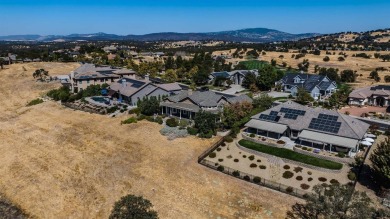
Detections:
365,133,376,138
360,141,372,146
364,138,375,143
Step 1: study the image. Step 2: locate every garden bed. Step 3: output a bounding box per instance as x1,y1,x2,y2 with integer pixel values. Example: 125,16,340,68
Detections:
238,139,343,170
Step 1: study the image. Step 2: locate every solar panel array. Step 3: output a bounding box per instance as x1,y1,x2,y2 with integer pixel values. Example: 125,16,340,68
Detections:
308,113,341,134
280,107,306,120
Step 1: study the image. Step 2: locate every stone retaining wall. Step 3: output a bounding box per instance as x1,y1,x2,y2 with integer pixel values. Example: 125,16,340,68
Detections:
236,142,342,173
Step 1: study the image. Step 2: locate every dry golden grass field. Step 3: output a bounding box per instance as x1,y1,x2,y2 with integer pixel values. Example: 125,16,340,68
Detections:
0,63,298,218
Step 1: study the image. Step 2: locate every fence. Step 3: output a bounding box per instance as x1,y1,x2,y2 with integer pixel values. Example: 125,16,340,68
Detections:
197,137,225,163
199,159,310,199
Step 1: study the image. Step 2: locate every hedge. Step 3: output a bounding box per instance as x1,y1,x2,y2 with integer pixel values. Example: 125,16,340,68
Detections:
238,139,343,170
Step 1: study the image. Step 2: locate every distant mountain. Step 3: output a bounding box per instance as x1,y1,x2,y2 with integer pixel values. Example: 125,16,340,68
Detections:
0,28,320,42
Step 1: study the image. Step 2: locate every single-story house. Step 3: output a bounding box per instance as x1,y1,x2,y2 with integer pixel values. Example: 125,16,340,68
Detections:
276,73,337,99
244,101,369,156
160,90,252,120
209,70,259,86
108,77,182,106
348,85,390,107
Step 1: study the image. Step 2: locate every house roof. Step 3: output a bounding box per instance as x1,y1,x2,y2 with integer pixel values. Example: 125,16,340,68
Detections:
298,130,359,148
245,120,288,134
249,100,369,140
166,90,252,108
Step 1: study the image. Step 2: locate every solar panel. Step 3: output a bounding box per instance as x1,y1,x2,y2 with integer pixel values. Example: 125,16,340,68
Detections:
308,114,341,134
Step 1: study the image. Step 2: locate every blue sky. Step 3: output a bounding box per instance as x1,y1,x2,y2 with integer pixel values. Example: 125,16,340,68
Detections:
1,0,389,35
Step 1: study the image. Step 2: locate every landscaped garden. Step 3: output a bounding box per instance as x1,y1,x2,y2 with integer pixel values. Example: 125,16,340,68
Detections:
238,139,343,170
203,140,351,193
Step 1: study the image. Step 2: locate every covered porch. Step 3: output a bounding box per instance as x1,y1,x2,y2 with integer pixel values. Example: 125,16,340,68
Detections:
160,102,198,120
244,120,288,139
297,130,359,155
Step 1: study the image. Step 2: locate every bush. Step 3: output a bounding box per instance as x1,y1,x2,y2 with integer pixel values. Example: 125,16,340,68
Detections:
330,179,340,184
283,171,294,179
348,171,356,181
166,118,178,127
283,165,290,170
121,117,138,124
337,152,346,158
318,177,327,182
232,170,240,177
225,136,233,143
234,159,239,162
249,133,255,137
253,176,261,184
250,163,257,168
243,175,250,181
209,152,216,158
308,177,313,182
248,155,255,161
286,186,294,193
300,184,310,190
296,176,303,181
187,127,198,135
259,165,266,169
27,98,43,106
217,165,224,172
293,167,303,173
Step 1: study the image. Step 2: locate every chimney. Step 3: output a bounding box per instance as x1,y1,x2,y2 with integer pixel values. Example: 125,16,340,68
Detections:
145,74,150,81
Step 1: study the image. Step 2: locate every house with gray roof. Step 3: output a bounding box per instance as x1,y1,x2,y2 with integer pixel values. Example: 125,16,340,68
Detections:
108,76,182,106
161,90,252,120
348,85,390,107
276,73,337,99
209,70,258,86
244,101,369,156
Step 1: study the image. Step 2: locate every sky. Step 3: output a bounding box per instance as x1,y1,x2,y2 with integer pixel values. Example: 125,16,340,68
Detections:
1,0,389,35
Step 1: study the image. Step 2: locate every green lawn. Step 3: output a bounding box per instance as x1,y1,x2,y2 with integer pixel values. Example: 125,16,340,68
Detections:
239,139,343,170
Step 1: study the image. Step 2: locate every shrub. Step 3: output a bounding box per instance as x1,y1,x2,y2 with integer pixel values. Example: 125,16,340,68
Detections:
253,176,261,184
259,165,266,169
208,152,216,158
296,176,303,181
187,127,198,135
301,184,310,190
308,177,313,182
248,155,255,160
166,118,178,127
250,163,257,168
216,148,221,152
249,133,255,137
293,167,303,173
27,98,43,106
232,170,240,177
330,179,340,184
225,136,233,143
217,165,224,172
307,171,312,175
318,177,327,182
337,152,346,158
348,171,356,181
121,117,138,124
283,171,294,179
257,159,261,162
243,175,250,181
286,186,294,193
283,165,290,170
234,159,239,162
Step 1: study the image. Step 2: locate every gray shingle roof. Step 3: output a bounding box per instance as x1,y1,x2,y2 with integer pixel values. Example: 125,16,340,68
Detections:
250,100,369,140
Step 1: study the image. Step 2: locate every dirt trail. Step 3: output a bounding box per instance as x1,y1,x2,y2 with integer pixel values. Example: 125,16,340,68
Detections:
0,63,298,218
